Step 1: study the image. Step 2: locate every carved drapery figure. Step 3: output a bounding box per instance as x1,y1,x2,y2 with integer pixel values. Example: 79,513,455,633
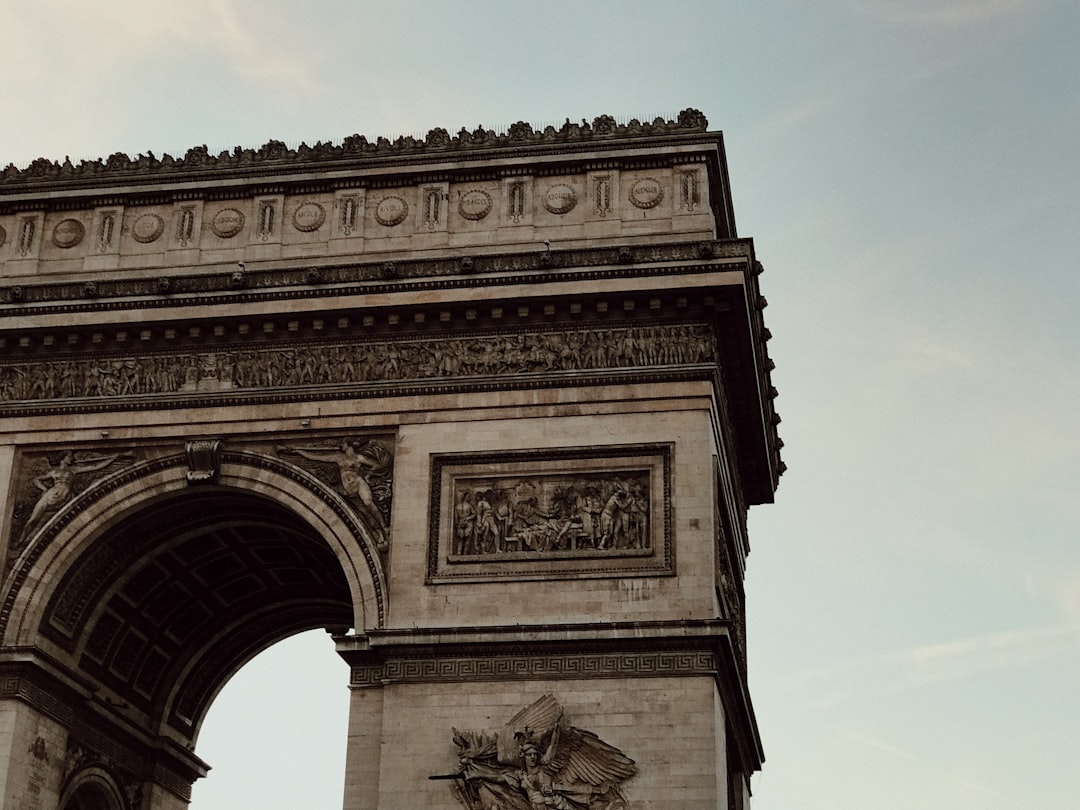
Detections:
14,450,134,547
451,473,649,557
277,439,392,552
438,694,636,810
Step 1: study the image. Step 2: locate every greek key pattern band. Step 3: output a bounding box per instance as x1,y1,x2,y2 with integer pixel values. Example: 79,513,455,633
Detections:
350,650,716,687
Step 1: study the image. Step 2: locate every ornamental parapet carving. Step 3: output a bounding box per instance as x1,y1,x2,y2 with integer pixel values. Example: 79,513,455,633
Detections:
0,110,710,189
0,324,716,406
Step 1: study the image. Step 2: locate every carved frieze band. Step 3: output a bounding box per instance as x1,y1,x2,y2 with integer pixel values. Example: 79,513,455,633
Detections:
0,323,715,406
350,649,716,687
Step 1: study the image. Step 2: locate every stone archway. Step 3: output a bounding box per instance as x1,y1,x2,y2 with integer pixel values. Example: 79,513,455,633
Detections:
0,449,387,807
59,766,128,810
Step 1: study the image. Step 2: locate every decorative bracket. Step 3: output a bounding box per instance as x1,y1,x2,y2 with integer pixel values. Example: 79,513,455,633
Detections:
185,440,221,484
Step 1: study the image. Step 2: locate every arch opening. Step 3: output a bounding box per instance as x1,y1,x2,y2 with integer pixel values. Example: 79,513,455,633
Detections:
39,485,356,741
190,629,350,809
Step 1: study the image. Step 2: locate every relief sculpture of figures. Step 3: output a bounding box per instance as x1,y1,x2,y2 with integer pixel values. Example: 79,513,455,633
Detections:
12,450,135,548
451,472,649,557
435,694,636,810
0,325,715,405
277,439,393,552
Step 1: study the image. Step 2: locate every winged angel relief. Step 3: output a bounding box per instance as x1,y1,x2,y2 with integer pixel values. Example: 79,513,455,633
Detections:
435,694,636,810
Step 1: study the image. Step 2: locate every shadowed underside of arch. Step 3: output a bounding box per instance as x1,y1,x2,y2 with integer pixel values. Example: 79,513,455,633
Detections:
39,487,354,738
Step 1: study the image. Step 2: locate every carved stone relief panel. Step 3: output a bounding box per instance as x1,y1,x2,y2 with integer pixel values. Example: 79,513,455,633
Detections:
373,193,410,228
128,211,165,246
252,194,284,243
417,182,449,232
208,206,246,240
676,166,704,213
169,201,203,250
14,213,43,259
501,176,533,226
291,200,327,233
588,169,620,220
427,444,672,583
332,189,365,239
51,218,85,249
541,181,578,215
456,188,494,222
438,694,636,810
91,206,123,255
6,448,139,566
0,323,716,407
275,436,395,552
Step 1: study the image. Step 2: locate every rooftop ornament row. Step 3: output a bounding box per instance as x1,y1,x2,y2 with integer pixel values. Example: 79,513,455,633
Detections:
1,109,711,187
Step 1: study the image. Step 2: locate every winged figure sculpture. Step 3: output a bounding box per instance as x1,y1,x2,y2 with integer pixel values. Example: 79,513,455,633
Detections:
443,694,636,810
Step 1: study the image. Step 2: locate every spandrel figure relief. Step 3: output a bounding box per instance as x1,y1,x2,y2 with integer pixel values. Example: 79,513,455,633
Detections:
451,472,649,559
436,694,636,810
276,438,393,551
10,450,135,552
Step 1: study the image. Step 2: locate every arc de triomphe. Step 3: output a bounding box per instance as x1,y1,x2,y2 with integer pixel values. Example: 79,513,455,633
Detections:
0,110,782,810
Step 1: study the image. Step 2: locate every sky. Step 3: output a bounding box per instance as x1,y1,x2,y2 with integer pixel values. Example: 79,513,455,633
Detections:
3,1,1078,808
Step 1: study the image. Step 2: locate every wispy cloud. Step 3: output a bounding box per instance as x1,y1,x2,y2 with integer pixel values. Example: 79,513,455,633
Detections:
851,0,1041,28
833,725,1028,808
771,624,1075,708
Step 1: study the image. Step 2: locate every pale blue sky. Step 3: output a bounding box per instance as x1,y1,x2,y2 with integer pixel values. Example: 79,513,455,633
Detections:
3,2,1077,808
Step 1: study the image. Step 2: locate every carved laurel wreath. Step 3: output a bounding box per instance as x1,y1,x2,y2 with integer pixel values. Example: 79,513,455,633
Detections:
457,190,492,221
629,178,664,210
374,196,409,227
52,219,85,248
292,202,326,232
131,214,165,244
210,208,245,238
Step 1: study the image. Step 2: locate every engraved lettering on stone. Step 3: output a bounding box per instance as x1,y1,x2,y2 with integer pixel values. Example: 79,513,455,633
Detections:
680,170,700,211
0,324,714,405
52,218,85,248
440,694,636,810
375,195,408,227
132,213,164,244
276,439,393,551
458,190,492,221
423,188,441,229
11,450,135,548
508,181,526,223
210,208,245,238
594,175,611,218
451,469,649,558
542,183,577,215
18,217,35,256
257,200,275,240
98,212,116,252
293,201,326,232
629,177,664,209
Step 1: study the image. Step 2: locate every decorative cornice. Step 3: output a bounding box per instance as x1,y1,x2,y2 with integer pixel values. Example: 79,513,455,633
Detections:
1,110,710,191
0,239,751,311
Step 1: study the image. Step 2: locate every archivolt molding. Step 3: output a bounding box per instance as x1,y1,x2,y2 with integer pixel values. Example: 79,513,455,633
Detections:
1,448,387,647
